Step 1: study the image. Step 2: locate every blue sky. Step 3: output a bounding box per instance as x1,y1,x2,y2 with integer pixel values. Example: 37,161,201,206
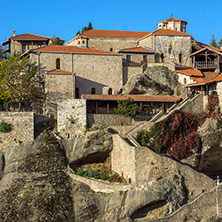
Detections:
1,0,221,45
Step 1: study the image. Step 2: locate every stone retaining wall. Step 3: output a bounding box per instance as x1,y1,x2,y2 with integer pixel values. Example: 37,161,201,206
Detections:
0,112,34,150
88,114,133,127
57,99,87,136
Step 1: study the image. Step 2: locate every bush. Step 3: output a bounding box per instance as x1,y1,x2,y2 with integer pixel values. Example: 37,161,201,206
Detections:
136,111,202,160
75,167,126,183
0,121,12,133
115,98,141,118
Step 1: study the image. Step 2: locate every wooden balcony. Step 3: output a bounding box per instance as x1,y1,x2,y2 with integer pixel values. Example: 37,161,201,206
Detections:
195,61,218,69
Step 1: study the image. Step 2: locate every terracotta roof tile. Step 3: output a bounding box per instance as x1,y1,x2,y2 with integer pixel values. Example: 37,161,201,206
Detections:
81,94,181,102
164,17,187,24
47,69,73,74
118,47,155,53
151,29,192,36
174,67,204,77
10,33,50,40
32,45,120,55
187,72,220,86
80,29,151,38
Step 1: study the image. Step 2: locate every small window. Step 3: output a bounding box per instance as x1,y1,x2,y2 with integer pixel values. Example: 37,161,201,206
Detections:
75,88,79,98
108,88,112,95
82,40,85,44
78,41,80,44
91,88,96,94
22,45,26,51
179,53,183,64
143,55,147,61
126,55,131,62
56,58,60,69
110,48,113,52
184,78,187,84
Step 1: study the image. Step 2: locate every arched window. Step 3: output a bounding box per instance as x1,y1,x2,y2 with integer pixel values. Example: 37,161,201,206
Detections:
179,53,183,64
108,88,112,95
110,48,113,52
75,87,79,98
119,88,123,94
161,53,164,63
56,58,60,69
91,88,96,94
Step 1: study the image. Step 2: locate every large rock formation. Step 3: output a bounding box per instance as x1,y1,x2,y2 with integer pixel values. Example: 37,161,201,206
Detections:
63,128,113,167
0,129,217,221
0,131,75,222
197,113,222,177
123,66,186,97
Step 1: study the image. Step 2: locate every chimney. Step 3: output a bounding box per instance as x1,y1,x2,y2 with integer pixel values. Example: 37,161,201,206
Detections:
13,30,16,36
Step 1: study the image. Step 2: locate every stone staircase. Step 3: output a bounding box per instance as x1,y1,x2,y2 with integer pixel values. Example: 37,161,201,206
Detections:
111,93,202,148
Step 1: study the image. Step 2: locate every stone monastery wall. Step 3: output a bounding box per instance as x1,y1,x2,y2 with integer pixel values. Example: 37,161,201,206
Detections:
0,112,34,150
66,37,137,53
31,52,123,96
57,99,87,136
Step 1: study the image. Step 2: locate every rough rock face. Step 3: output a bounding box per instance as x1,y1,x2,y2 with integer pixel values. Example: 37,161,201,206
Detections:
197,114,222,176
144,66,178,91
63,129,113,167
123,73,174,95
0,131,75,222
123,66,184,96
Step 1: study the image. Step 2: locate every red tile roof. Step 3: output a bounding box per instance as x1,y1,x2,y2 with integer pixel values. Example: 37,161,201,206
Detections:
79,29,151,39
151,29,192,36
186,72,221,87
81,94,181,102
164,17,187,24
10,33,50,40
174,67,204,77
118,47,155,53
47,69,73,74
32,45,120,55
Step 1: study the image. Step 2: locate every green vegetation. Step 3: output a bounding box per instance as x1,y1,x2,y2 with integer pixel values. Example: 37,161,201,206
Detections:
75,167,126,183
76,22,93,36
136,110,202,161
0,121,12,133
210,34,218,47
0,55,45,110
115,98,141,118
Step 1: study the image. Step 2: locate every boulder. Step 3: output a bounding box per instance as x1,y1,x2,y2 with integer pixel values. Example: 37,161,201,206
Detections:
123,73,173,95
63,129,113,167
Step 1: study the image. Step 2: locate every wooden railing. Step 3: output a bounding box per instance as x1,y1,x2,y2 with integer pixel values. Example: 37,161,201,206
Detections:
195,61,218,69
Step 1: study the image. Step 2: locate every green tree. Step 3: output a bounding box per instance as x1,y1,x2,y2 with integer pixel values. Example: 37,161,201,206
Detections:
0,46,6,61
76,22,93,36
115,98,141,118
210,34,218,48
0,55,45,111
218,37,222,47
51,37,60,45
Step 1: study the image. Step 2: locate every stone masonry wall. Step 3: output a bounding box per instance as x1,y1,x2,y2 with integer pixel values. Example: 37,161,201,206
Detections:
180,94,204,114
154,35,191,67
177,73,196,85
0,112,34,150
45,73,73,117
111,134,136,183
88,114,132,127
31,52,123,96
57,99,87,136
217,82,222,111
66,37,138,53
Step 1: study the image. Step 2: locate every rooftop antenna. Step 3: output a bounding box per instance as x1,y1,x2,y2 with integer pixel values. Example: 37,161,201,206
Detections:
171,13,173,17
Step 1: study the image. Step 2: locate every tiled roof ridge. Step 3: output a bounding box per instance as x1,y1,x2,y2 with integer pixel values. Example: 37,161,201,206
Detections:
31,45,120,55
10,33,50,39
